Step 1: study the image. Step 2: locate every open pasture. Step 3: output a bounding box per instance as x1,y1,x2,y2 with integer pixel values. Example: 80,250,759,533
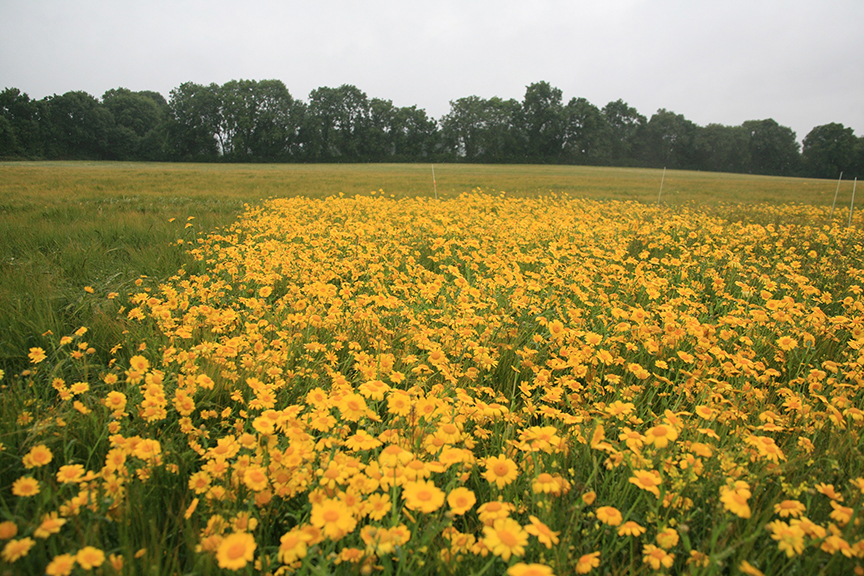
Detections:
1,162,863,575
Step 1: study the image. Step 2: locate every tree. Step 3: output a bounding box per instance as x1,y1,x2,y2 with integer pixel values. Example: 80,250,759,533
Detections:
0,88,41,157
440,96,520,162
102,88,168,160
390,105,439,161
602,99,645,166
519,81,566,162
39,91,114,159
440,96,488,161
563,97,611,165
217,79,303,161
304,85,370,161
802,123,857,179
635,109,702,170
741,119,799,176
700,124,750,173
166,82,220,161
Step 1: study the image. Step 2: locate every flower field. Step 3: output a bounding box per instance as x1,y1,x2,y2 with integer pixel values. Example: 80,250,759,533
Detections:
2,189,864,575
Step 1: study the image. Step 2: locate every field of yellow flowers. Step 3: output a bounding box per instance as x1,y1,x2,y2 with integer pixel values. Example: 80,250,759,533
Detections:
2,189,864,575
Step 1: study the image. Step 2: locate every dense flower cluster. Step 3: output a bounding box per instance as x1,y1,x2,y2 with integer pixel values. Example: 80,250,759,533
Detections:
3,191,864,575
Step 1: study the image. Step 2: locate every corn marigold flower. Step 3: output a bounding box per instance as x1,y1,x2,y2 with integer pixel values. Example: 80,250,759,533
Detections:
243,465,270,492
642,544,674,570
11,476,40,497
0,521,17,539
364,493,391,520
76,546,105,570
507,562,555,576
815,483,843,501
720,481,752,518
629,469,662,497
483,454,519,488
576,551,600,574
28,347,46,364
482,518,528,561
34,513,66,539
45,553,76,576
478,500,515,525
596,506,623,526
402,479,445,513
829,501,853,526
618,521,646,537
766,520,805,557
776,336,798,351
525,515,559,548
278,528,309,564
645,423,678,448
2,537,34,563
774,499,806,518
447,486,476,515
216,532,256,571
656,527,679,549
22,444,53,468
55,464,85,484
739,561,765,576
311,498,356,540
532,472,560,495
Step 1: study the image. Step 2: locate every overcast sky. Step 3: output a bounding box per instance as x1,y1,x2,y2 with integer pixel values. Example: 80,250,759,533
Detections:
2,0,862,142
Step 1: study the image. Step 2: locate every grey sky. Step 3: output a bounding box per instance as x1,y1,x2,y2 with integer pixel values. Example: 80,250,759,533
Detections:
2,0,862,143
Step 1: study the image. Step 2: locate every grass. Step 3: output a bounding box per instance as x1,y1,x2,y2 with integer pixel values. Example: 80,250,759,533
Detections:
1,161,856,375
1,164,863,575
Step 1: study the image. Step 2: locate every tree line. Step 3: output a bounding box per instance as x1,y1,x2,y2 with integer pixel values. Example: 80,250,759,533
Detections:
1,79,862,179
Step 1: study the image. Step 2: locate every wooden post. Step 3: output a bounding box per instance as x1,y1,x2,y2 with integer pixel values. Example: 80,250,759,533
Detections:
849,177,858,227
830,171,843,220
657,167,666,205
431,165,438,200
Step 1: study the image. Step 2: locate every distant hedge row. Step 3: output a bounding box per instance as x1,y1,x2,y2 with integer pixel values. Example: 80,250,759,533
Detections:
2,80,861,178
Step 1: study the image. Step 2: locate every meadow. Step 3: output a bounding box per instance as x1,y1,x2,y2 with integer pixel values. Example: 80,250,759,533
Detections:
1,162,862,575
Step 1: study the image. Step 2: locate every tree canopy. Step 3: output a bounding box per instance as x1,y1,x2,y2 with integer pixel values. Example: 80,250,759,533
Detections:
1,79,861,179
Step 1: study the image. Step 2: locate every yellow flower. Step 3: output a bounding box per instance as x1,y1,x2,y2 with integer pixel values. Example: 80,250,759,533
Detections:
656,527,679,549
596,506,623,526
532,472,560,495
629,469,662,497
477,500,515,525
311,498,356,540
645,423,678,448
576,552,600,574
34,513,66,538
482,518,528,561
774,499,806,518
766,520,805,557
617,521,646,537
642,544,674,570
776,336,798,351
11,476,40,497
22,444,53,468
278,528,309,564
483,454,519,488
829,501,853,526
76,546,105,570
2,537,35,562
507,563,555,576
0,521,17,539
28,347,47,364
525,515,559,548
447,487,476,515
720,481,752,519
402,479,446,513
243,466,270,492
739,561,765,576
45,553,76,576
216,532,256,571
56,464,86,484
